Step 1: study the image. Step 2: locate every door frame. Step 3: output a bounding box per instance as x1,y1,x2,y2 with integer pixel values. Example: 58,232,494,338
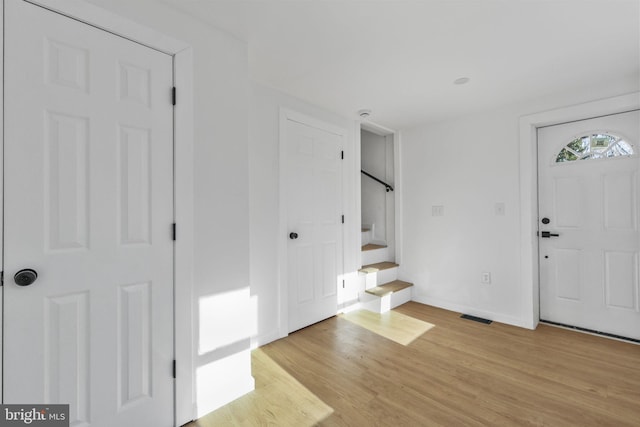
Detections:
278,108,348,337
518,92,640,330
0,1,196,425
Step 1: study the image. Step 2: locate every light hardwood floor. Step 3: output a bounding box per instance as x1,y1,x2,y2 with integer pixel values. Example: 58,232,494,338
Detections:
191,302,640,426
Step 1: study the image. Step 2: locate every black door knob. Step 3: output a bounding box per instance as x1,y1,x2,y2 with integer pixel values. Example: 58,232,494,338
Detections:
14,269,38,286
289,232,298,240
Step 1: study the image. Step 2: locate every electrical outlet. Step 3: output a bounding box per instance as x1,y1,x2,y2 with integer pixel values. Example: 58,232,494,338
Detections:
432,205,444,216
481,272,491,284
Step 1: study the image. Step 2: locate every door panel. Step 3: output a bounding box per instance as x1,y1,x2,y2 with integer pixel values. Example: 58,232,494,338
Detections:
119,126,152,245
44,292,90,421
553,176,583,228
604,251,637,310
553,248,582,301
4,1,174,425
603,172,636,230
46,112,90,250
538,110,640,340
285,118,343,333
118,282,152,409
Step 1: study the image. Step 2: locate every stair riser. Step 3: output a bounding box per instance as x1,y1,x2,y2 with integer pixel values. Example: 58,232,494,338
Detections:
361,230,370,246
361,267,398,290
376,267,398,287
390,287,412,309
361,247,389,265
358,287,413,314
364,272,377,290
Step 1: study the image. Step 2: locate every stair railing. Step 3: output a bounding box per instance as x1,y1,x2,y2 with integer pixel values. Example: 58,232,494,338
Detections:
361,170,394,192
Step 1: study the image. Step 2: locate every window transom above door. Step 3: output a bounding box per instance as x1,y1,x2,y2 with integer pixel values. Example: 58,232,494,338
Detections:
555,133,634,163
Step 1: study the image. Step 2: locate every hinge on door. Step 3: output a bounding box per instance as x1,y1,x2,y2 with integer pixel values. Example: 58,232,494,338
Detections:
341,150,344,160
172,223,177,241
0,271,3,286
172,87,176,106
172,360,176,379
341,215,345,224
342,279,345,289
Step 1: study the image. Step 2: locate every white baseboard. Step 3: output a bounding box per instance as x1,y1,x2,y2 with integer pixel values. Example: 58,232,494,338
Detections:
197,374,255,417
195,350,255,417
251,329,282,348
411,294,529,329
340,301,366,313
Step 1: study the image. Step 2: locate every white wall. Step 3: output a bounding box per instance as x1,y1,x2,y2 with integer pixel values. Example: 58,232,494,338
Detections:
402,110,523,324
85,0,254,419
400,75,640,327
249,82,359,346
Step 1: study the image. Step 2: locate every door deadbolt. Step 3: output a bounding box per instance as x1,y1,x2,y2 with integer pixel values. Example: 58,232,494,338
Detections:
289,232,299,240
541,217,550,224
14,269,38,286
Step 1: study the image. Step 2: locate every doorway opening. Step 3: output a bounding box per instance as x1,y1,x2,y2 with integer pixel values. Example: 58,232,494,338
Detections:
357,122,411,313
360,125,396,261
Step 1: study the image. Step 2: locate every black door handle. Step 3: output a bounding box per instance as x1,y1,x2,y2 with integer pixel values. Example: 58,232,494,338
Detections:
540,231,559,238
14,268,38,286
289,232,299,240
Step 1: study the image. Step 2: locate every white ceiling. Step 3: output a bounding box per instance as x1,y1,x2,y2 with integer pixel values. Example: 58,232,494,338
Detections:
94,0,640,129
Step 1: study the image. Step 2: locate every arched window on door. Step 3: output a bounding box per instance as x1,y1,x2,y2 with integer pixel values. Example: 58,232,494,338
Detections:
556,133,634,163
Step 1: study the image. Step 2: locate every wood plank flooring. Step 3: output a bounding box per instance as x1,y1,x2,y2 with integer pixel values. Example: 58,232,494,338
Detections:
189,348,332,426
193,302,640,426
340,308,433,345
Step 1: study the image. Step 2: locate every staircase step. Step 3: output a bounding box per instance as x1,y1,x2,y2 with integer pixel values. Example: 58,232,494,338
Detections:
359,261,399,274
362,243,387,251
365,280,413,297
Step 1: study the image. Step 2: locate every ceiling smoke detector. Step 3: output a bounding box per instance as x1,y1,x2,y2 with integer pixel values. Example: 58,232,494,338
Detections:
358,109,372,119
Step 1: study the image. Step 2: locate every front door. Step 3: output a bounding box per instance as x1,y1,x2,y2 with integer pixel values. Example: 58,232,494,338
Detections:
4,1,175,425
284,116,344,333
538,110,640,340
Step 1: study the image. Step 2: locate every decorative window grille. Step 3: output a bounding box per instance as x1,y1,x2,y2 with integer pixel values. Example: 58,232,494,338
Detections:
555,133,634,163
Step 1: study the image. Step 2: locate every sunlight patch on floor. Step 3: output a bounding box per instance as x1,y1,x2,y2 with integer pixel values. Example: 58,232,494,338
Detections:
189,348,333,427
340,309,435,345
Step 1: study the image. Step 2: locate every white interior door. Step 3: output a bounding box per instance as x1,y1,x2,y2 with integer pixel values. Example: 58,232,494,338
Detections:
285,118,344,333
4,1,175,425
538,110,640,340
